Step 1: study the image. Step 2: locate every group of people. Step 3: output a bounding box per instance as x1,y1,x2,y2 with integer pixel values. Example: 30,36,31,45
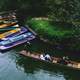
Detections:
40,54,51,61
40,53,70,65
58,56,69,65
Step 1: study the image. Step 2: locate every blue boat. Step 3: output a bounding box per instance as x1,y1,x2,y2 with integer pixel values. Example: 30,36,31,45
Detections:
0,27,28,41
0,32,35,50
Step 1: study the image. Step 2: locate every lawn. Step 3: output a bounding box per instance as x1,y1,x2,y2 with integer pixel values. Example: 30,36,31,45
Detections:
26,18,74,40
25,18,80,54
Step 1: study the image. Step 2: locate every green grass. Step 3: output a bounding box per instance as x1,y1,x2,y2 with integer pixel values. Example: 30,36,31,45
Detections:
26,19,74,40
25,18,80,52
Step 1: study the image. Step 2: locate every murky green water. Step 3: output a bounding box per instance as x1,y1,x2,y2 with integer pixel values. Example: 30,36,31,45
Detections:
0,39,80,80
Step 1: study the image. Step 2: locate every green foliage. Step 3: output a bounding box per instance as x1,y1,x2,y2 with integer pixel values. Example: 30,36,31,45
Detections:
0,0,80,27
26,18,80,51
27,19,74,40
47,0,80,24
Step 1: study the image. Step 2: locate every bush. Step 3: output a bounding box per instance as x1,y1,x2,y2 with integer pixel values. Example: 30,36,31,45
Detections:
25,18,80,52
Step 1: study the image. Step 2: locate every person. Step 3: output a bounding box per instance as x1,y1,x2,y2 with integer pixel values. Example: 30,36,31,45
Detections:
63,56,69,61
45,54,51,61
59,56,68,65
63,56,66,60
40,54,45,60
65,56,69,60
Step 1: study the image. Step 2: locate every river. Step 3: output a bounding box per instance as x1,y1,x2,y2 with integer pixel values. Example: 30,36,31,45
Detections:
0,39,80,80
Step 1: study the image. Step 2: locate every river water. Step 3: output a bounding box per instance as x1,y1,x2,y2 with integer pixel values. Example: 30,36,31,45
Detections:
0,39,80,80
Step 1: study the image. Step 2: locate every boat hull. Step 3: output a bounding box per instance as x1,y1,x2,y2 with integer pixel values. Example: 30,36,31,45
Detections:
0,22,17,28
0,34,35,50
19,50,80,71
0,27,28,40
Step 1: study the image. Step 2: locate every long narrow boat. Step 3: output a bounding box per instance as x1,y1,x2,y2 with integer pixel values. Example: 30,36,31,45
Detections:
0,26,28,40
0,32,35,50
0,15,16,20
0,26,19,31
0,27,27,40
19,50,80,71
0,11,16,20
0,22,17,28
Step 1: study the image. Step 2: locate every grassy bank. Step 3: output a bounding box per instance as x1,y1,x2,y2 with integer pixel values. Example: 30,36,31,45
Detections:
25,18,80,52
26,18,74,40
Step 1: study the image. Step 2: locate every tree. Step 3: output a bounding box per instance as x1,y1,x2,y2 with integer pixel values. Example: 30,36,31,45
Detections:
47,0,80,26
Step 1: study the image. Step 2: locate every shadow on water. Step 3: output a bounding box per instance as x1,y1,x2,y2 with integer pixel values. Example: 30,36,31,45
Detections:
1,38,80,61
10,38,80,61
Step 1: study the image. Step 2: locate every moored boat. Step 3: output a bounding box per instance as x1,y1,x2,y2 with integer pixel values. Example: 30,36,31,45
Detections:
19,50,80,70
0,15,16,20
0,11,16,20
0,26,28,40
0,22,17,28
0,32,35,50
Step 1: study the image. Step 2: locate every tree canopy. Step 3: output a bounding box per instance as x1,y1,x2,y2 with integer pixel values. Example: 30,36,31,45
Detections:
0,0,80,25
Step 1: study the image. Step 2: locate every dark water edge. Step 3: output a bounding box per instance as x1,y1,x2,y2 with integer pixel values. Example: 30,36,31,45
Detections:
0,39,80,80
10,38,80,61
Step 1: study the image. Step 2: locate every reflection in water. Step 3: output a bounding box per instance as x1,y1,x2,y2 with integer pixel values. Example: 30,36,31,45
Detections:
16,55,65,80
0,39,80,80
16,54,80,80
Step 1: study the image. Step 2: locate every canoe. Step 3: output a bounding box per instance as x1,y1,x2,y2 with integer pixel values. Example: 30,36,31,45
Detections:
0,15,16,20
0,11,16,20
0,26,28,40
0,27,19,31
0,22,17,28
19,50,80,70
0,32,35,50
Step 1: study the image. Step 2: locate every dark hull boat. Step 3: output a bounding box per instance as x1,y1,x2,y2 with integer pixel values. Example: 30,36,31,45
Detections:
0,32,35,50
19,50,80,71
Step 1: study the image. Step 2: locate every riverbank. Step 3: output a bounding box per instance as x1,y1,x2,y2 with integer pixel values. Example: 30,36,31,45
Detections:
26,18,74,39
25,17,80,53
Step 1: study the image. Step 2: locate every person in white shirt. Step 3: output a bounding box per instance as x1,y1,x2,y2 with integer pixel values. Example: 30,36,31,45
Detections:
45,54,51,61
40,54,45,60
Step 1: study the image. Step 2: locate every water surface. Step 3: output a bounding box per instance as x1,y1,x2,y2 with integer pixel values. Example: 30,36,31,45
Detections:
0,39,80,80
